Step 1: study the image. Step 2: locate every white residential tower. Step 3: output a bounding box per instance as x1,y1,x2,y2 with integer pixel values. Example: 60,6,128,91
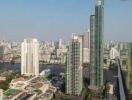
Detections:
21,38,39,76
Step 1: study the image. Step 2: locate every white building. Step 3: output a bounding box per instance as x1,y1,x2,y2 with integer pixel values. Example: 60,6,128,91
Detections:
83,48,90,63
83,29,90,63
109,84,114,95
110,47,120,59
21,38,39,76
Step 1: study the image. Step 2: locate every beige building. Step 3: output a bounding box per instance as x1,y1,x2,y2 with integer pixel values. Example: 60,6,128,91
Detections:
21,38,39,76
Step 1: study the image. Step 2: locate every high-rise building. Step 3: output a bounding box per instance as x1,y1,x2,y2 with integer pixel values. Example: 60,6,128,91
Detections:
0,45,4,61
90,15,96,86
83,29,90,49
90,0,104,87
83,29,90,63
59,39,62,49
21,38,39,76
66,34,83,96
127,43,132,93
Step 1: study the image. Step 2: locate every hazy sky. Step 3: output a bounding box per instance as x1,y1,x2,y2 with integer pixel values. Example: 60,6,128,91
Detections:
0,0,132,41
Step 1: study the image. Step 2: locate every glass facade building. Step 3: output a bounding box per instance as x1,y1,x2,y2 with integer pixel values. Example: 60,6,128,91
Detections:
90,0,104,87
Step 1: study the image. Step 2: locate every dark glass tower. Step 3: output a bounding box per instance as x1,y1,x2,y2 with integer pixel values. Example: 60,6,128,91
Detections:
90,15,96,85
90,0,104,87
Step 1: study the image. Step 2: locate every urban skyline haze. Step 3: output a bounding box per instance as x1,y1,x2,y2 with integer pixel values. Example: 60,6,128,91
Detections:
0,0,132,41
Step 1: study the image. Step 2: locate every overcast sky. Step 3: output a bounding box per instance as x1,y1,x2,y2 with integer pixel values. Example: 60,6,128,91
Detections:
0,0,132,42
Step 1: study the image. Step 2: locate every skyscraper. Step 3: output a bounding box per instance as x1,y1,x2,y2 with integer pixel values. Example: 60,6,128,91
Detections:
83,29,90,63
66,34,83,96
127,43,132,93
90,0,104,87
83,29,90,49
90,15,96,85
21,38,39,76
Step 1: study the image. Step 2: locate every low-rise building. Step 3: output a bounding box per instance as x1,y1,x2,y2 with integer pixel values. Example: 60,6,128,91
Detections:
9,77,29,90
6,76,56,100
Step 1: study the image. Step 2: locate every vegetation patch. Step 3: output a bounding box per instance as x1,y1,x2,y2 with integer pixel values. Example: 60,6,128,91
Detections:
4,89,18,96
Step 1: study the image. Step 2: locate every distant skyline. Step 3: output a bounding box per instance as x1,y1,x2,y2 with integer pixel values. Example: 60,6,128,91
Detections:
0,0,132,41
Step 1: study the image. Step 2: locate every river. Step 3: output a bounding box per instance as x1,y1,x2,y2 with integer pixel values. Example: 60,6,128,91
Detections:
0,63,65,74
